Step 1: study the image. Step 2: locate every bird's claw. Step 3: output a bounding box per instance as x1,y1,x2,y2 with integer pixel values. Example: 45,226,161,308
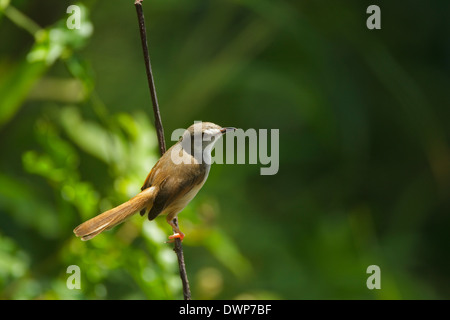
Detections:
166,232,185,243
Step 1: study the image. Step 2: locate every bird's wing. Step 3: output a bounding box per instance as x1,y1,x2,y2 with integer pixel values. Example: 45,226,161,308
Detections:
147,163,206,220
141,159,160,191
140,143,179,191
139,149,170,216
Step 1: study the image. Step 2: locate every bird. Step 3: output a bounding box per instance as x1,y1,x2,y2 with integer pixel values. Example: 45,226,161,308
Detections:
73,122,235,241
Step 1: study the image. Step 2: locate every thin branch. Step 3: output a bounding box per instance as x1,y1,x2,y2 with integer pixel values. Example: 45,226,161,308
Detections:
134,0,166,156
171,218,191,300
134,0,191,300
3,4,42,37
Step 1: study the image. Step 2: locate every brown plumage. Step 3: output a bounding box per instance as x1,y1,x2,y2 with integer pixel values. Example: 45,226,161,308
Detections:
73,122,235,241
73,186,156,241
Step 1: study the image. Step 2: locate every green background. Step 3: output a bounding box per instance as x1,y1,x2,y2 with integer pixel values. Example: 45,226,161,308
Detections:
0,0,449,299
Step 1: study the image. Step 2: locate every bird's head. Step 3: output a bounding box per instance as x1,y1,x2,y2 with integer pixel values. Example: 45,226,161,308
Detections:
180,122,236,159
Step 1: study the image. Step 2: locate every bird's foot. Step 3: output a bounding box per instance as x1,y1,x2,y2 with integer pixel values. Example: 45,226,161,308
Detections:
166,232,185,243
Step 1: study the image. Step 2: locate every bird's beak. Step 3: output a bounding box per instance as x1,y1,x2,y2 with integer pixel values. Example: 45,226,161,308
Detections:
220,127,236,134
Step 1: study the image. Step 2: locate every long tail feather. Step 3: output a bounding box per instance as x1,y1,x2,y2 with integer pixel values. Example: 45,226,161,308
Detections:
73,187,156,241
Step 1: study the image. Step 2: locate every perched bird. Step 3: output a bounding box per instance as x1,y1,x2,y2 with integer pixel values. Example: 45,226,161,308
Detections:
73,122,235,241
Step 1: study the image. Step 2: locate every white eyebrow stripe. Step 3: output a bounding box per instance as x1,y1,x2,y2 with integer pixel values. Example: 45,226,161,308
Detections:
203,128,221,135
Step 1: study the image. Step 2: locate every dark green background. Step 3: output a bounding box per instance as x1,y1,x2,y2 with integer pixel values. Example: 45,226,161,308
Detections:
0,0,449,299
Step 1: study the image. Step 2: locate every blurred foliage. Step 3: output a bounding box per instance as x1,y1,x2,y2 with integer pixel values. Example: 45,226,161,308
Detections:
0,0,449,299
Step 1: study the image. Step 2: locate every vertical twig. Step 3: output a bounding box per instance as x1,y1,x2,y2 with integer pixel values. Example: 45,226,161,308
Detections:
134,0,191,300
135,0,166,156
171,218,191,300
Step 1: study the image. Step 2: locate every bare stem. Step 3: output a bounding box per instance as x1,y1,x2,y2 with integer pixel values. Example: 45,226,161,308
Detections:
172,218,191,300
134,0,166,156
134,0,191,300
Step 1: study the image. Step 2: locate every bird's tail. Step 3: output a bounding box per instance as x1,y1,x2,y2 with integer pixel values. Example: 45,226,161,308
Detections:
73,187,156,241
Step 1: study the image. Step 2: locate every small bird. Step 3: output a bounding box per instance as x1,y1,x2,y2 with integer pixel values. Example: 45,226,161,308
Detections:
73,122,235,241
